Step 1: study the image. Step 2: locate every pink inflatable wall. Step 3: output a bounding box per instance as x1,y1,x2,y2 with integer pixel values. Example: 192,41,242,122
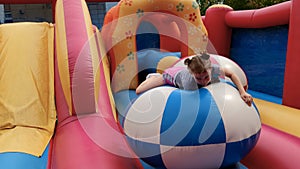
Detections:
203,1,300,109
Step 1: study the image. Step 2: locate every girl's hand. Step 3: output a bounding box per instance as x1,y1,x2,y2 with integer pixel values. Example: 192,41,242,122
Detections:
241,92,253,106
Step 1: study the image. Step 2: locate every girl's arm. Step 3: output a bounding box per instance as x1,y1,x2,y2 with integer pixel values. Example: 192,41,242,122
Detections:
222,67,253,106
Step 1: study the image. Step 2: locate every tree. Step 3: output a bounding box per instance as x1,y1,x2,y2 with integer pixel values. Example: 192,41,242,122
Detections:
197,0,290,15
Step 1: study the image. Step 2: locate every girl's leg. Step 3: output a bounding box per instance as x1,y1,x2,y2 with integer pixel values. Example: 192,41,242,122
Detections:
136,75,165,94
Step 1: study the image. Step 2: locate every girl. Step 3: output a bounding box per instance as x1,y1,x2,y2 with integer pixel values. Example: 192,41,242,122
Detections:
136,53,253,106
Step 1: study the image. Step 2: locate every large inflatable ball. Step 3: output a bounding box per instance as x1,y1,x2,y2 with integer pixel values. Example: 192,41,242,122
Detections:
115,54,261,169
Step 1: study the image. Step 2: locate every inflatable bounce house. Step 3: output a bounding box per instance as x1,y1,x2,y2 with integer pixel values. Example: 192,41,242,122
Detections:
0,0,299,169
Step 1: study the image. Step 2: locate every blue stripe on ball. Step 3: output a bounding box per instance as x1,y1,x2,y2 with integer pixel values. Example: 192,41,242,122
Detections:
114,90,139,127
126,136,166,169
160,89,226,146
221,130,261,168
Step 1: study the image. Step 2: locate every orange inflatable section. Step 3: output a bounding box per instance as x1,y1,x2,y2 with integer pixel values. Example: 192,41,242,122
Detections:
102,0,208,92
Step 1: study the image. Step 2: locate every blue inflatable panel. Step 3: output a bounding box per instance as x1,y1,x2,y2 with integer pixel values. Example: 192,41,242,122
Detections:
136,21,160,51
0,143,50,169
230,25,288,98
248,90,282,104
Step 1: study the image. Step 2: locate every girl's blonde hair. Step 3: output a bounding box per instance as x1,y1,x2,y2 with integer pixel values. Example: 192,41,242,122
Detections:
184,53,211,74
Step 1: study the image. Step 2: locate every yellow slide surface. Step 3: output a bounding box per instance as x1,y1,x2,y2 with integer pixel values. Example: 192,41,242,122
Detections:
254,98,300,138
0,22,56,156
